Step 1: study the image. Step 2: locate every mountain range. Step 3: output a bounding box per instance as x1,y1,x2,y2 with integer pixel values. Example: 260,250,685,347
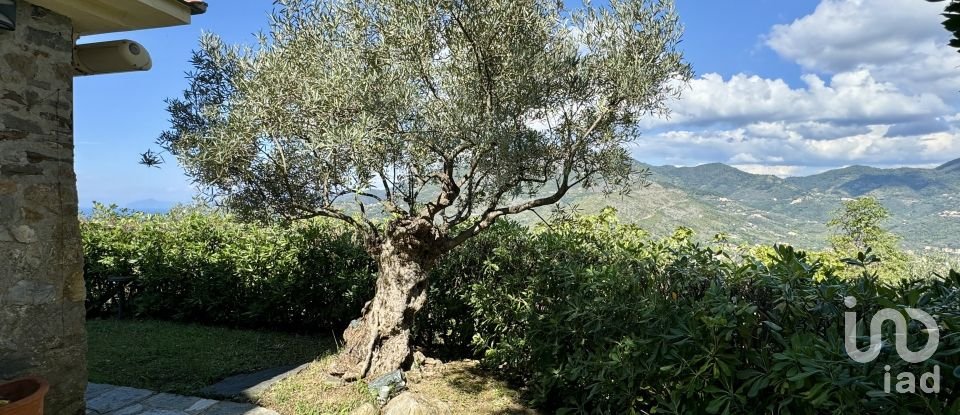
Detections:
538,158,960,253
85,159,960,253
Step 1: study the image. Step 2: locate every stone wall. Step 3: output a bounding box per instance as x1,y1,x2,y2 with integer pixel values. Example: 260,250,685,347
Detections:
0,1,86,414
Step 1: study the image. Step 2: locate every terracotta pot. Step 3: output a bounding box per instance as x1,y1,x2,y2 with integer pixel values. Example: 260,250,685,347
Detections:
0,377,49,415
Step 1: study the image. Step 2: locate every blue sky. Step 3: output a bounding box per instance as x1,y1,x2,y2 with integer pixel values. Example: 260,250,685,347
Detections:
74,0,960,207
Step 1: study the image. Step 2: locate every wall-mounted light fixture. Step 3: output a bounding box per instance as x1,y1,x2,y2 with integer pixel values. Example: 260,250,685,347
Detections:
74,40,152,76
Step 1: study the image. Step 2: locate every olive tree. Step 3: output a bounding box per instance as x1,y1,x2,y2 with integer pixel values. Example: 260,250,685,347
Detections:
158,0,691,380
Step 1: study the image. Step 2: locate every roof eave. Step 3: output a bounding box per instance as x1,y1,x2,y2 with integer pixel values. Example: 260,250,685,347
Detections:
30,0,202,36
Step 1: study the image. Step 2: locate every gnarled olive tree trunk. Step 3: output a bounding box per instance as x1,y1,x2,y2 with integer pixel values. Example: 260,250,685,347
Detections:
332,220,442,380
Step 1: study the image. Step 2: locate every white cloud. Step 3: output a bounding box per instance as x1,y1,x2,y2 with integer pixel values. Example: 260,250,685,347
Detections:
729,153,760,163
631,126,960,173
660,70,948,127
766,0,960,96
730,164,808,177
767,0,943,70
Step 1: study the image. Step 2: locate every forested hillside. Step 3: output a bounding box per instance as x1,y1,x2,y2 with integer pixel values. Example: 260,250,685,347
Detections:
535,158,960,251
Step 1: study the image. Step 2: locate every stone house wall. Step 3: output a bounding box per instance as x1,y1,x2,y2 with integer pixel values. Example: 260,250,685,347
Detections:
0,1,87,414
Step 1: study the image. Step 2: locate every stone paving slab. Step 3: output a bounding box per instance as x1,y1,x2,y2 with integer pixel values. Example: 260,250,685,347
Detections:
87,386,154,414
86,383,116,401
86,383,278,415
202,401,280,415
200,363,309,400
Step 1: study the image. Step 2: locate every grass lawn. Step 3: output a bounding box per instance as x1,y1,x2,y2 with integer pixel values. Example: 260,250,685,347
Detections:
87,319,334,396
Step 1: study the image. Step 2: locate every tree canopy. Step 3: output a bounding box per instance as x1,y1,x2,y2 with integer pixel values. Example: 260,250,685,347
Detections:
828,196,906,279
158,0,691,252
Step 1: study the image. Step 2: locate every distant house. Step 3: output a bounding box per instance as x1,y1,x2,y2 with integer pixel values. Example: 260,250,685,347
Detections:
0,1,205,414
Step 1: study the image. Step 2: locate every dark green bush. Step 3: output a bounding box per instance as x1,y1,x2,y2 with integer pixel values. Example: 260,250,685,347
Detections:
82,204,374,330
427,209,960,414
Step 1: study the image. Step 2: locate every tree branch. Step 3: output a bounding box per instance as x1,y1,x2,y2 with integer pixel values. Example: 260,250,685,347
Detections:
446,157,575,250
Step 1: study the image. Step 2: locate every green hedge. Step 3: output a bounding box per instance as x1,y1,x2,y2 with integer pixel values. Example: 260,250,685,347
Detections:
82,206,960,413
82,204,374,330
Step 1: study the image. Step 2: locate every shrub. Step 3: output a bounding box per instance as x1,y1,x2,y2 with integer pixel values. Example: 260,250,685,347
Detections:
82,204,374,330
431,209,960,414
82,205,960,413
414,220,533,359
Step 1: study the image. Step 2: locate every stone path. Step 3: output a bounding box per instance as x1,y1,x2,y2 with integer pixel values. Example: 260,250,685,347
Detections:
200,363,309,401
86,383,279,415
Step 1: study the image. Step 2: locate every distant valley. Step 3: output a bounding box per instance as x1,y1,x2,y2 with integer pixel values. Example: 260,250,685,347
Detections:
540,158,960,252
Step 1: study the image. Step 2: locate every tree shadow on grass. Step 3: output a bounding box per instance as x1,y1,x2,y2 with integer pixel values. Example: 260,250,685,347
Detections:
420,360,539,414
